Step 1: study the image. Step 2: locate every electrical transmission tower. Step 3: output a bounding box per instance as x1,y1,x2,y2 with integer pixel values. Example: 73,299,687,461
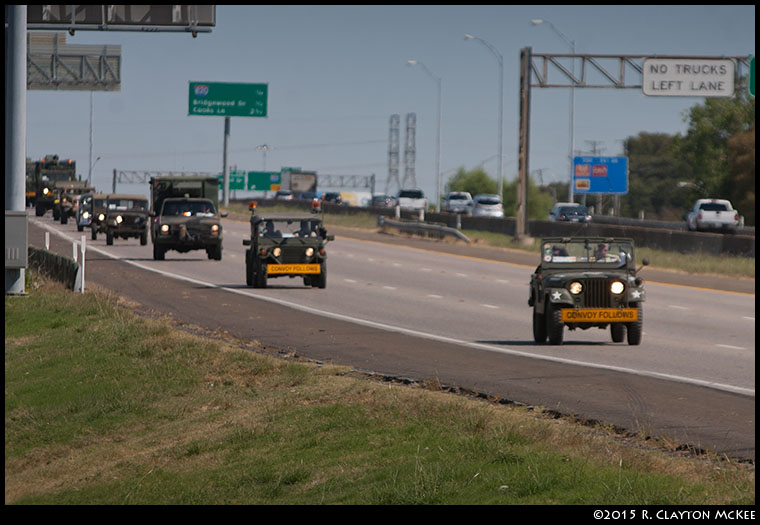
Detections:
402,112,417,189
385,114,400,195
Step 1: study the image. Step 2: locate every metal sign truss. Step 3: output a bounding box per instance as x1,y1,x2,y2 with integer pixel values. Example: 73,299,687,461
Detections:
318,174,376,193
530,53,752,90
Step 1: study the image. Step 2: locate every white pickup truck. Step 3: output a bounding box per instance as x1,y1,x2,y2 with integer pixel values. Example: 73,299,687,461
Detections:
685,199,739,234
397,188,427,211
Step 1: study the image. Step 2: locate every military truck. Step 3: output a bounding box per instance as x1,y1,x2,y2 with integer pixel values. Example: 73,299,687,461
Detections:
54,180,94,224
102,194,150,246
243,201,333,288
528,237,648,346
89,193,110,240
149,176,226,261
27,155,77,216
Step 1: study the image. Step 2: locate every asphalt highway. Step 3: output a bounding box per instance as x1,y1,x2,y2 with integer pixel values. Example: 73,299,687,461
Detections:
26,214,755,461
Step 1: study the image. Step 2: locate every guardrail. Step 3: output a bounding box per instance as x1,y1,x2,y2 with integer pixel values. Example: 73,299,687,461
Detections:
236,199,754,258
377,216,471,243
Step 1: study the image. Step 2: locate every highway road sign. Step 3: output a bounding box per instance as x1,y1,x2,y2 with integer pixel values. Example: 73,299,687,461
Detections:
189,82,267,117
218,171,246,191
642,58,734,97
247,171,281,191
572,156,628,195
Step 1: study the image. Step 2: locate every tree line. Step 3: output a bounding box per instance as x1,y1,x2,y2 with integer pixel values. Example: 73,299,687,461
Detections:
445,90,754,225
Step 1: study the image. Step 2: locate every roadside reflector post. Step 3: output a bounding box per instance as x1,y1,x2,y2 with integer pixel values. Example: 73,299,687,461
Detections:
45,231,50,250
73,241,78,262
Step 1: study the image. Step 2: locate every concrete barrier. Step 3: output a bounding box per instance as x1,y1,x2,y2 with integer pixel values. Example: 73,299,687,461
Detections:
28,246,80,290
236,199,754,257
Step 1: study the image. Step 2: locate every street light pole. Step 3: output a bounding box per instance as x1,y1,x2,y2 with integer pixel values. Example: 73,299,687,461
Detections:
464,34,504,202
531,19,576,202
407,60,442,212
256,144,273,171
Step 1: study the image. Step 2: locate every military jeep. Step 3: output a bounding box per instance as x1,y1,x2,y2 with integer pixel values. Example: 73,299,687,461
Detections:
528,237,648,345
53,180,94,224
89,193,110,240
102,194,149,246
151,197,225,260
243,201,334,288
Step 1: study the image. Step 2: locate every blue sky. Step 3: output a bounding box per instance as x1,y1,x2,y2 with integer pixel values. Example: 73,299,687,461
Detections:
26,5,755,202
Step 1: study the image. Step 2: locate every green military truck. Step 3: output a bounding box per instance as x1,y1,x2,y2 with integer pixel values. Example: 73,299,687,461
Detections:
27,155,77,216
528,237,649,346
243,201,333,288
149,176,227,261
54,180,95,225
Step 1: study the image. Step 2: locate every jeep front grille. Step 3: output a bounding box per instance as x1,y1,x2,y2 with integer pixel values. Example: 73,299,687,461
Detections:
280,248,307,264
584,279,611,308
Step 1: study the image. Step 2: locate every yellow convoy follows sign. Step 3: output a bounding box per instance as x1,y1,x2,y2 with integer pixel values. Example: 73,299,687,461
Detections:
561,308,639,323
267,264,321,275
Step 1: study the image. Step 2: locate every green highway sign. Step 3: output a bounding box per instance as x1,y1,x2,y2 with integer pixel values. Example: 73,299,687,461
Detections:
247,171,281,191
218,171,246,191
750,56,754,97
189,82,268,117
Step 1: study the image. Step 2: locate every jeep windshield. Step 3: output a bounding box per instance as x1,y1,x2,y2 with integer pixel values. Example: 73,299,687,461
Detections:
161,200,215,216
257,218,321,238
542,239,633,266
109,199,148,211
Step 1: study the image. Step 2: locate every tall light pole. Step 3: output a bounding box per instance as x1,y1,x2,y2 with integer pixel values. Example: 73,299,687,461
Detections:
531,19,576,202
464,34,504,202
255,144,274,171
407,60,442,212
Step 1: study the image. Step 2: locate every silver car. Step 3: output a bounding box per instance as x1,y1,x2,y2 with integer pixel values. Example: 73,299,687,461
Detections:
442,191,473,214
472,194,504,218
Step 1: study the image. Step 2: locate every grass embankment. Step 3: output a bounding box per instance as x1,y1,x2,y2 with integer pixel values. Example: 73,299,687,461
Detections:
5,273,754,504
223,203,755,280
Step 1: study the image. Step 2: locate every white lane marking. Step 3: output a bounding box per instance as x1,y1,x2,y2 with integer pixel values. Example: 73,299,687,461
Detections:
427,294,442,299
33,218,755,398
481,304,499,309
421,268,433,272
668,305,689,310
717,344,746,350
392,263,402,267
496,279,510,284
455,273,468,278
742,316,754,321
344,279,357,284
383,286,397,290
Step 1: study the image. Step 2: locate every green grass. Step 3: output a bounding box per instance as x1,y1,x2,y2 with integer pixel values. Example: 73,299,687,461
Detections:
5,273,754,504
223,203,754,279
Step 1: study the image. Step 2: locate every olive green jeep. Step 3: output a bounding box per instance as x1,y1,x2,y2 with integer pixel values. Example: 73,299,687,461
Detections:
243,201,334,288
528,237,649,345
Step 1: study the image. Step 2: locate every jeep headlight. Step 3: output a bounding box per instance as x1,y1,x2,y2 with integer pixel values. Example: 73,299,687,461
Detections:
82,211,90,219
211,224,219,233
273,247,281,257
43,187,50,195
569,281,583,295
98,213,105,221
610,281,625,294
115,215,123,224
305,247,314,257
160,224,170,233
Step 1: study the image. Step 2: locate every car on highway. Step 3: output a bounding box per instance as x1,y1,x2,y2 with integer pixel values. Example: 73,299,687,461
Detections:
442,191,473,214
471,194,504,218
76,193,93,232
685,198,739,234
243,201,333,288
397,188,427,211
370,194,397,208
274,190,294,201
548,202,592,223
528,236,648,345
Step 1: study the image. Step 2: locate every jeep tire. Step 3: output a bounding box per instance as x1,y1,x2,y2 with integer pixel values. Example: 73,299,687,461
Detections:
106,231,114,246
140,230,148,246
546,301,564,345
626,304,643,345
611,323,626,343
533,307,547,343
153,244,165,261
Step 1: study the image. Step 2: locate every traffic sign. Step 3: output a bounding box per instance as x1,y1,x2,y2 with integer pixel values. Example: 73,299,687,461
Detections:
642,58,734,97
572,156,628,195
750,56,755,97
189,82,268,117
247,171,281,191
218,171,246,191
